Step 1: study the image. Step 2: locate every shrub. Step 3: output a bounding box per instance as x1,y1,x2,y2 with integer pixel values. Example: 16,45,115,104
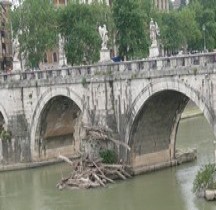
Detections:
0,130,12,141
99,149,117,164
193,163,216,193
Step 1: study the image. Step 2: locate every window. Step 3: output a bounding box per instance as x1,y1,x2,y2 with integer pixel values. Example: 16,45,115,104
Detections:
59,0,66,4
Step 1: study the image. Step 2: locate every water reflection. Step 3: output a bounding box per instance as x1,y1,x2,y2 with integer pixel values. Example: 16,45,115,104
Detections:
176,115,216,210
0,115,216,210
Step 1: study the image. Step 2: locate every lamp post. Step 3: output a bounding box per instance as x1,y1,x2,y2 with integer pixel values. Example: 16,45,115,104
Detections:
202,24,206,52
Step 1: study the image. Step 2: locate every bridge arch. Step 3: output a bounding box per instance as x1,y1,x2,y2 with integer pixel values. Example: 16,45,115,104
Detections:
126,78,214,168
30,87,84,161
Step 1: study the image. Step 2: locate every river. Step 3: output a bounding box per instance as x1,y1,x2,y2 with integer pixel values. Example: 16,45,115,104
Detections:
0,115,216,210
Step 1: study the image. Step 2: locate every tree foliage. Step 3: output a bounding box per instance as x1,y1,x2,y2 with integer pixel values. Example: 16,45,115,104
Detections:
138,0,155,22
58,2,112,65
189,0,216,50
178,7,201,51
155,7,200,54
112,0,148,60
158,12,184,54
153,0,216,54
10,0,58,68
10,0,216,68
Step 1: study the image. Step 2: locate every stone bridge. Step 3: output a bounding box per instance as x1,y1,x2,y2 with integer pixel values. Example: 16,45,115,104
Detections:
0,52,216,172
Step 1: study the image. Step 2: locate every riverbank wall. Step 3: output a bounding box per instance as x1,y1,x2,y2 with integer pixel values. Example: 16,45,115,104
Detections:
130,148,197,176
0,154,80,172
0,148,197,174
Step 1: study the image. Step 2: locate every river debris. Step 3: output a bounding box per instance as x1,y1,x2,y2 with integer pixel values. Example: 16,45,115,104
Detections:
56,126,132,190
56,155,132,190
84,125,131,152
175,148,197,164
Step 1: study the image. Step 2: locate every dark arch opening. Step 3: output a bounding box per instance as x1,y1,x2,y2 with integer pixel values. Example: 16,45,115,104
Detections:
128,90,189,168
36,96,81,160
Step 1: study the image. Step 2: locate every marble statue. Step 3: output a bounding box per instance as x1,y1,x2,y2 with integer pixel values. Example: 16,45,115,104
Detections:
98,24,109,50
149,18,160,47
12,37,23,71
149,18,160,58
13,38,20,62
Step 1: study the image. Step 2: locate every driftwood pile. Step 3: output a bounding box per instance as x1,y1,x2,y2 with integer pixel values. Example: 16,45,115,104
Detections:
56,155,132,190
84,126,131,152
56,126,132,190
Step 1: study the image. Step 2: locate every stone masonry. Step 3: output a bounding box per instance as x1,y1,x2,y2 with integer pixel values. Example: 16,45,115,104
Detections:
0,52,216,173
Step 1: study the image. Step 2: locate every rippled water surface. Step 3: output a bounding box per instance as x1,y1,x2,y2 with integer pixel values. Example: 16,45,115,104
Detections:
0,115,216,210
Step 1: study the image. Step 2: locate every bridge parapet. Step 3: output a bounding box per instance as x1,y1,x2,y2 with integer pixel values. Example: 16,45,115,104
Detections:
0,52,216,83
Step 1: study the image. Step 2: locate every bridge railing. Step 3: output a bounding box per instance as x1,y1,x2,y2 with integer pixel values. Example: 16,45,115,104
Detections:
0,52,216,83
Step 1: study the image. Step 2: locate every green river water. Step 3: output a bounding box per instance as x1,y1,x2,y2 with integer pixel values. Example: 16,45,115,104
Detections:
0,115,216,210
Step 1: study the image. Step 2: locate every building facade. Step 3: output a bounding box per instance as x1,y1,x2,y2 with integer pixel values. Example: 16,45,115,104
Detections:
53,0,68,6
79,0,110,5
154,0,169,11
172,0,189,10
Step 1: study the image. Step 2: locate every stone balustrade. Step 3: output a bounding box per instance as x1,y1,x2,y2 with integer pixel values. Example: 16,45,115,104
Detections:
0,52,216,83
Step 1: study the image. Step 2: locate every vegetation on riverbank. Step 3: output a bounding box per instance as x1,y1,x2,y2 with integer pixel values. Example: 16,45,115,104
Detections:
193,164,216,193
0,125,11,141
193,163,216,200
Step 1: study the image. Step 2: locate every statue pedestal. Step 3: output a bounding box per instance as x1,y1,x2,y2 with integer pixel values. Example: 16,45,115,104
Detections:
149,45,159,58
13,60,22,71
59,55,67,67
99,49,111,63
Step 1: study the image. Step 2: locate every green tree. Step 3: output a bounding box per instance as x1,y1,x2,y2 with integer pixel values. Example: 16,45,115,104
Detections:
58,2,111,65
158,12,184,54
112,0,148,60
189,0,216,50
178,7,202,51
10,0,58,69
155,4,201,54
138,0,155,21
